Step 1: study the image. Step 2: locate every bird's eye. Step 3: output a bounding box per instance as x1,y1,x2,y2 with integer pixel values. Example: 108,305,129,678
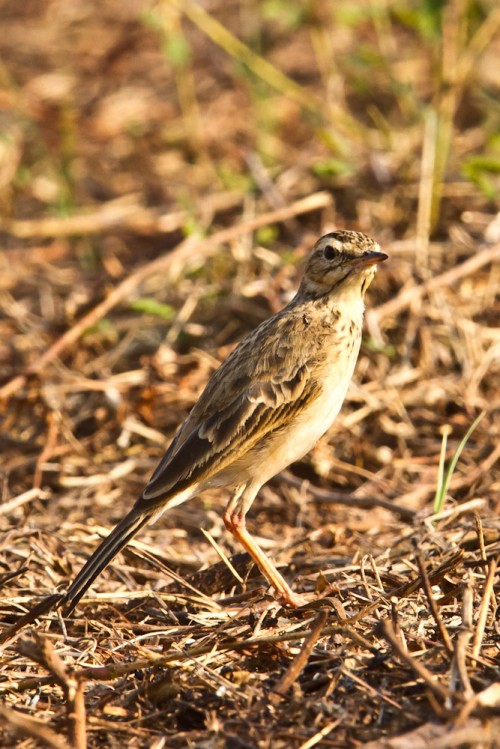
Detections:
323,244,336,260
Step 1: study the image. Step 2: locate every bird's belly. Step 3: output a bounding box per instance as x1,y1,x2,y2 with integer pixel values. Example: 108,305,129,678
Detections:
278,380,348,465
249,360,357,485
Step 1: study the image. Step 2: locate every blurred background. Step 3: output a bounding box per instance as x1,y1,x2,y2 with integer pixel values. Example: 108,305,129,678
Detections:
0,1,499,745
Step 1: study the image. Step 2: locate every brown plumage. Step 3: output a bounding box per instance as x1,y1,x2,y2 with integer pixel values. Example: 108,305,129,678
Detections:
60,230,387,611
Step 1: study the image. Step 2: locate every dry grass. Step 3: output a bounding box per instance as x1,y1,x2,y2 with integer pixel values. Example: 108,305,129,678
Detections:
0,1,499,747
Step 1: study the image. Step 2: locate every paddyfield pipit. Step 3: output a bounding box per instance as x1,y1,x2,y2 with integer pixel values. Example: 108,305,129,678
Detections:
60,230,387,611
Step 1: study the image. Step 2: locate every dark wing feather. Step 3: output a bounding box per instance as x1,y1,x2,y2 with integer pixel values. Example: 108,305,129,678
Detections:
140,370,321,504
138,310,327,507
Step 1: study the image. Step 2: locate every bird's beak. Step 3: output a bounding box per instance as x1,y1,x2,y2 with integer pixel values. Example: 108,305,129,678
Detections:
354,250,388,268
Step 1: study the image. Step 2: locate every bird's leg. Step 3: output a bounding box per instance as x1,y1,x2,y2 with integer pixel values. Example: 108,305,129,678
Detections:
223,485,308,607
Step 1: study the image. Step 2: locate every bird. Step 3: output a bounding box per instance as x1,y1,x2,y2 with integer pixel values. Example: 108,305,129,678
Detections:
59,230,388,612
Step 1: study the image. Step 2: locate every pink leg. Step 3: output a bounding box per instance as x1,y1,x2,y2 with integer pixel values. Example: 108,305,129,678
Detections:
223,485,308,608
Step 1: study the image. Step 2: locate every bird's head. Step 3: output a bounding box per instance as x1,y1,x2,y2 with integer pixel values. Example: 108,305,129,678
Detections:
301,230,388,300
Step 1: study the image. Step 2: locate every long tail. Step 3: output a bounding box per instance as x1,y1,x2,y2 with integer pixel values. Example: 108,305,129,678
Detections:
60,509,152,614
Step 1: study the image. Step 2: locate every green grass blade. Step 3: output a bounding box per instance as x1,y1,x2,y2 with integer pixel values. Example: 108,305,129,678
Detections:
434,412,484,513
433,425,450,514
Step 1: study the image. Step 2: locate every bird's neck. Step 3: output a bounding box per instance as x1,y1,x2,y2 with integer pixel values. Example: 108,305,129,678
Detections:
288,288,365,332
292,280,366,317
